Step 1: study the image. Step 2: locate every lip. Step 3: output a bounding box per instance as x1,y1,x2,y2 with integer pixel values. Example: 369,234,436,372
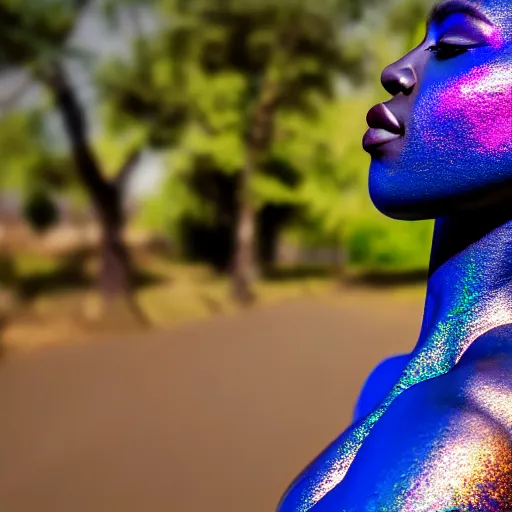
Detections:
363,103,404,153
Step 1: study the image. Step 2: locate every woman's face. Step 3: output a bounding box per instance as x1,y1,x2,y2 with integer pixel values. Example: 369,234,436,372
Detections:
364,0,512,220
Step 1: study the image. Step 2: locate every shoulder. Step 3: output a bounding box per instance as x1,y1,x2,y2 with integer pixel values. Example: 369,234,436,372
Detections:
353,353,410,422
357,322,512,427
391,323,512,436
318,346,512,510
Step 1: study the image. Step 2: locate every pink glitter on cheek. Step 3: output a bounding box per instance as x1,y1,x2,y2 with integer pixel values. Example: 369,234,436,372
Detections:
435,64,512,153
481,23,504,48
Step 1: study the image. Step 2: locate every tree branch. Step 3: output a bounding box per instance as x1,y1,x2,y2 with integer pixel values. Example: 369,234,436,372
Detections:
114,149,142,190
41,63,111,208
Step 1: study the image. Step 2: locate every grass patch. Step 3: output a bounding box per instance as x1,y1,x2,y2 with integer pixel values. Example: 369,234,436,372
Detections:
2,249,427,354
2,251,334,353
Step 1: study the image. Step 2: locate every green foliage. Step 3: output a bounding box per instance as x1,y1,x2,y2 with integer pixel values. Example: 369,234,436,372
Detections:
0,0,91,222
3,0,438,276
286,91,433,271
99,0,382,148
286,0,435,269
345,201,433,270
22,188,59,233
388,0,433,50
0,0,83,70
100,0,393,265
114,0,437,272
0,110,73,190
0,111,41,190
0,110,81,233
136,155,212,237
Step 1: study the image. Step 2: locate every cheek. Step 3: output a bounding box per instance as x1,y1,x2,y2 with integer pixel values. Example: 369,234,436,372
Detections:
422,64,512,154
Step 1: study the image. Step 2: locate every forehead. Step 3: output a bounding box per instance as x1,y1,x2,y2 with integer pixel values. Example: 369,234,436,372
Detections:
431,0,512,38
457,0,511,17
472,0,510,8
474,0,512,32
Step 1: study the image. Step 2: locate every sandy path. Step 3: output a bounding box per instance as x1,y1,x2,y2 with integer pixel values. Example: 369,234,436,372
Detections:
0,294,423,512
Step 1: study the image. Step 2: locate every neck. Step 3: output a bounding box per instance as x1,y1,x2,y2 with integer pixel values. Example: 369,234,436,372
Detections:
416,206,512,363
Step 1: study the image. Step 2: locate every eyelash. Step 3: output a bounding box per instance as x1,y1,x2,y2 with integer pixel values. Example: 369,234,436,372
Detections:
426,43,469,60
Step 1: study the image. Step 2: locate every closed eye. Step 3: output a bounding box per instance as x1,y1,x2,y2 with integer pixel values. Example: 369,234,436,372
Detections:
426,43,471,60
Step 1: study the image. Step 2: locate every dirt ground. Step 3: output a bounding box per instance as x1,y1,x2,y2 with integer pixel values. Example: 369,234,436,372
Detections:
0,291,424,512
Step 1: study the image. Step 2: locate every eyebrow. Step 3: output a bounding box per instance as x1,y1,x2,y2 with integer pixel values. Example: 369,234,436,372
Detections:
427,0,492,25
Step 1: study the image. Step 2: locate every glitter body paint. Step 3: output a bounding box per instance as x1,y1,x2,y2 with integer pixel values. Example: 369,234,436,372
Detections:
427,64,512,153
277,1,512,511
369,6,512,219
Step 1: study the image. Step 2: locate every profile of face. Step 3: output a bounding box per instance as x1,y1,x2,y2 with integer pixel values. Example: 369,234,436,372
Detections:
364,0,512,220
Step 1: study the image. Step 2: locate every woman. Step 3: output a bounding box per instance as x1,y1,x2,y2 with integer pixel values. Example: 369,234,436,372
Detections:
277,0,512,510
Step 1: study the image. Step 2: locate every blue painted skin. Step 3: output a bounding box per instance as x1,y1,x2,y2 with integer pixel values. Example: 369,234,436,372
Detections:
352,354,410,423
277,1,512,510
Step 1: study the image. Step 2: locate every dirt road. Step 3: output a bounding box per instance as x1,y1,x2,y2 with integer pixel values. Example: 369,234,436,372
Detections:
0,293,423,512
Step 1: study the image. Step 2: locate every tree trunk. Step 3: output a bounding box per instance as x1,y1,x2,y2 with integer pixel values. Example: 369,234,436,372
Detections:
42,64,145,325
232,154,258,304
0,252,17,351
231,80,279,304
97,211,147,326
97,189,131,300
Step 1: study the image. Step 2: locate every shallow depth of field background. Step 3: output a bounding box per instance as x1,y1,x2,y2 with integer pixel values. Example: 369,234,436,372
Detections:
0,0,433,510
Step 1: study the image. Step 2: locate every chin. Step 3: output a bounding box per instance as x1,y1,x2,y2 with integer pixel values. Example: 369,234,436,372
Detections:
369,159,512,221
369,160,418,220
369,195,431,221
368,159,443,221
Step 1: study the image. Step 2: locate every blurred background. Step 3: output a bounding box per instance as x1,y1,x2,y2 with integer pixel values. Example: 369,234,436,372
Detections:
0,0,435,510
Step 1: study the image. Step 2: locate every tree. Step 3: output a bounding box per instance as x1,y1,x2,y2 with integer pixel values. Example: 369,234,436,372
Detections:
294,0,434,275
0,0,146,322
99,0,386,304
284,95,370,279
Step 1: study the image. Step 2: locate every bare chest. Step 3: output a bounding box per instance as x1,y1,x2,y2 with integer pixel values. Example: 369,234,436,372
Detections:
314,363,512,511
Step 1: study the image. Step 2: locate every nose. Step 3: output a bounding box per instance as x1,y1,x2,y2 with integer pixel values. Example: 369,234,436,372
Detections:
381,64,417,96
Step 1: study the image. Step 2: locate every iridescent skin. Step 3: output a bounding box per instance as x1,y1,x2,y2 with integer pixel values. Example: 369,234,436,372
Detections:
277,1,512,510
